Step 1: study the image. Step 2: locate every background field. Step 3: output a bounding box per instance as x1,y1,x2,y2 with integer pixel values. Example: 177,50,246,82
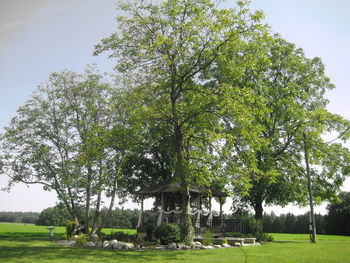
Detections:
0,223,349,263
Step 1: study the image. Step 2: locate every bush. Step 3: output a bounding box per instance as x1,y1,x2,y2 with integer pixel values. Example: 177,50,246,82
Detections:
202,228,213,246
76,234,88,246
249,218,273,242
221,238,228,245
66,220,78,239
154,223,182,245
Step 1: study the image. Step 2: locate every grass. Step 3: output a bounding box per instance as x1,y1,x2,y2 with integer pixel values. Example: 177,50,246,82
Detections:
0,223,349,262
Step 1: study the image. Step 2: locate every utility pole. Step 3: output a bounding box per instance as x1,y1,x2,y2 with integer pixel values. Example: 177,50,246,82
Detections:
303,132,317,243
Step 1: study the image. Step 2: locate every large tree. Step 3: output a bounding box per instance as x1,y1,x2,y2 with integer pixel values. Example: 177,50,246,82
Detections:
219,35,350,220
95,0,266,238
0,68,133,234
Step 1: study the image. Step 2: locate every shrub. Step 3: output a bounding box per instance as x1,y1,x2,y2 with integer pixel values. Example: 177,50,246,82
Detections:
76,234,88,246
66,220,78,239
221,238,228,245
202,228,213,246
249,218,273,242
154,223,182,245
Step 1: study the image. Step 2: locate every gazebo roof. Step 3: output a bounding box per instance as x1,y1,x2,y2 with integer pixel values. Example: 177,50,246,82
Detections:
135,178,228,197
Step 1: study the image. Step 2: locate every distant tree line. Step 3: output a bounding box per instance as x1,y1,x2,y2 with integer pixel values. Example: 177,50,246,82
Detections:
262,212,326,234
36,205,139,229
262,192,350,236
0,211,39,224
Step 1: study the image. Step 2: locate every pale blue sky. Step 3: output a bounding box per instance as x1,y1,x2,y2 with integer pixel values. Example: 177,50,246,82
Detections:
0,0,349,214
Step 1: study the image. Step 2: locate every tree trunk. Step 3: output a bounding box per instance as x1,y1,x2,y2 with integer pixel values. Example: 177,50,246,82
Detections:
171,83,193,241
253,201,263,220
84,165,92,234
303,133,317,243
98,163,120,234
91,159,103,235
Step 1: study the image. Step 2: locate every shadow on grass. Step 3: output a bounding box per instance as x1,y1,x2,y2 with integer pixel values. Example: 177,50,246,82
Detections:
0,232,61,241
0,232,221,263
0,242,218,263
272,240,308,244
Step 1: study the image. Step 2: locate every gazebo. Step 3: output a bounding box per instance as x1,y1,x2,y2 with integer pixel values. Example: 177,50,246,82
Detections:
134,179,230,237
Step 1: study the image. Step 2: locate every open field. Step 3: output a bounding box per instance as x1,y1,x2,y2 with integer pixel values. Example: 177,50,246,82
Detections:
0,223,350,263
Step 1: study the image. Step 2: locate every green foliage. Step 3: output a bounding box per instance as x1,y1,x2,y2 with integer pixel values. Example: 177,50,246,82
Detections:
154,223,182,245
325,192,350,236
262,212,326,234
202,228,213,246
75,234,88,246
37,205,70,226
221,238,228,245
0,212,39,224
66,220,78,239
95,0,268,240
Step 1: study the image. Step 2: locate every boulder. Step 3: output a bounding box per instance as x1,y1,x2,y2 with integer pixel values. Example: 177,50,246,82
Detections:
205,245,214,249
84,241,95,247
103,241,110,248
125,243,134,249
181,245,191,250
95,241,103,248
214,245,222,248
155,245,167,250
168,242,177,250
177,243,185,249
222,243,230,248
234,242,242,247
194,241,202,246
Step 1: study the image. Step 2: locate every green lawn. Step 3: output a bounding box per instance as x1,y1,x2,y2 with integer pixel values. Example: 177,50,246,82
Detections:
0,223,349,263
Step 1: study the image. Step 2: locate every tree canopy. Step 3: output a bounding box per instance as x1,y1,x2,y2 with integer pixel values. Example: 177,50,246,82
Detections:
1,0,349,239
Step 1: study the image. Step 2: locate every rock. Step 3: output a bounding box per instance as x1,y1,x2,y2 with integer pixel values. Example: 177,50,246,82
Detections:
125,243,134,249
84,241,95,247
194,241,202,246
103,241,110,248
110,240,119,249
222,243,230,248
95,241,103,248
190,241,196,247
214,245,222,248
205,245,214,249
89,234,99,242
155,245,166,250
234,242,242,247
198,245,206,249
55,240,76,247
168,242,177,250
181,245,191,250
177,243,185,249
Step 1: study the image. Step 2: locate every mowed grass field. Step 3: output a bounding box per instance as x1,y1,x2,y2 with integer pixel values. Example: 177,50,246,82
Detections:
1,223,350,263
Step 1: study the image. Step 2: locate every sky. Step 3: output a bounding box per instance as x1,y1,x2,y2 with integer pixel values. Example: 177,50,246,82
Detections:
0,0,349,215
